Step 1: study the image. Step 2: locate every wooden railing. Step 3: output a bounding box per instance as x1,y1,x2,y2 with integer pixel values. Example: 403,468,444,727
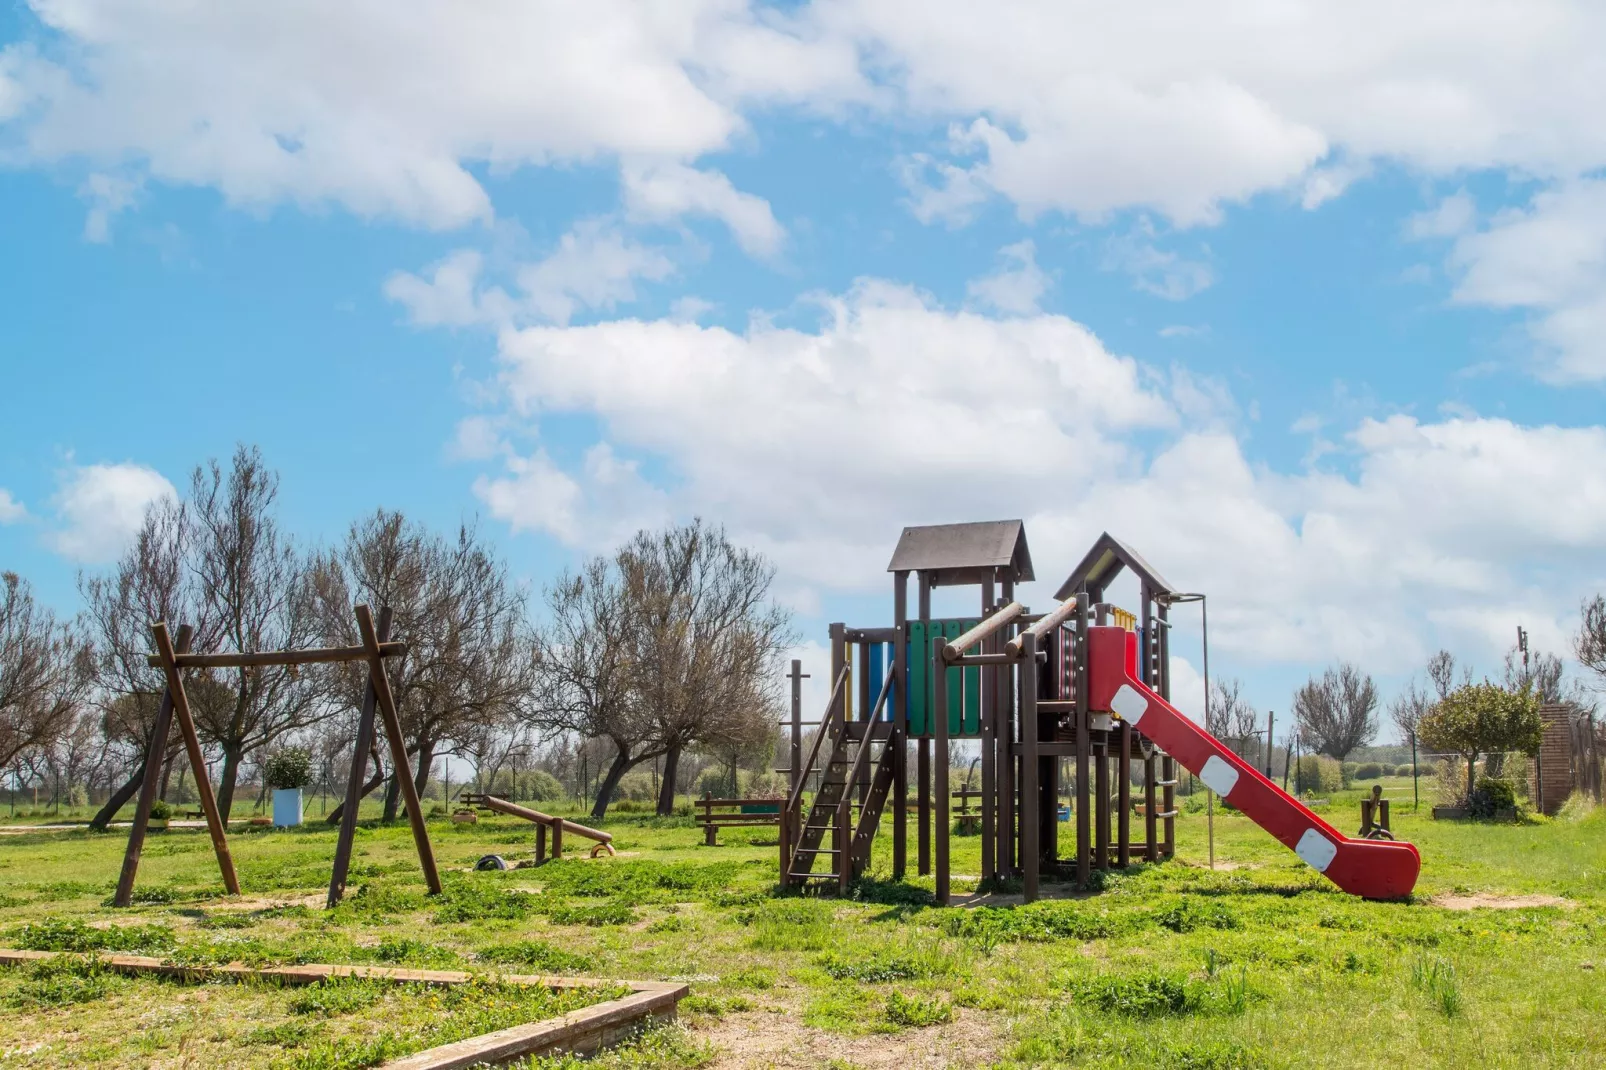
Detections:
780,665,851,880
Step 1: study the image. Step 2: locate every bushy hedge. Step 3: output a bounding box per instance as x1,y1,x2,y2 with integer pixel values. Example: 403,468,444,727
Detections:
1293,755,1343,794
264,747,312,790
1354,762,1384,781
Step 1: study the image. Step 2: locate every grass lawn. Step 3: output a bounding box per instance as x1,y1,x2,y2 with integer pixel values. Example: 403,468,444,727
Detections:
0,782,1602,1069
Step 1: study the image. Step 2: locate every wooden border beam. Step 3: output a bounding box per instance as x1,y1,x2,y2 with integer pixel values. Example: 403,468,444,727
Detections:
144,641,406,670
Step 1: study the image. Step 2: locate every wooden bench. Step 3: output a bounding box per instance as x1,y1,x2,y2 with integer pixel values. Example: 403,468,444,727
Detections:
695,794,781,845
952,789,982,834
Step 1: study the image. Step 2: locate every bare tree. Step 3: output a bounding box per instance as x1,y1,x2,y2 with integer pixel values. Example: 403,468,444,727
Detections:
616,521,793,815
1389,680,1432,745
1292,663,1379,759
532,556,653,819
1575,595,1606,688
1426,649,1470,701
1206,678,1260,759
310,510,533,820
1504,644,1565,704
186,445,320,821
1,572,93,774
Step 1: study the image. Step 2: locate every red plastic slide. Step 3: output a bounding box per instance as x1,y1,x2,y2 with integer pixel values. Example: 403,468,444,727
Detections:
1085,626,1420,899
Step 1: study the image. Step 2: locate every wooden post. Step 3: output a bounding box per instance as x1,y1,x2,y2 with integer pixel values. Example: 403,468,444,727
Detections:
551,817,563,859
1144,752,1159,862
979,577,996,884
1020,627,1040,903
856,638,870,808
934,633,951,905
356,604,442,895
1157,599,1176,858
152,621,240,896
892,571,909,881
114,625,194,908
1074,594,1090,889
537,821,548,863
788,659,805,797
998,577,1015,877
917,573,932,876
1118,720,1132,867
1094,744,1110,869
328,607,391,908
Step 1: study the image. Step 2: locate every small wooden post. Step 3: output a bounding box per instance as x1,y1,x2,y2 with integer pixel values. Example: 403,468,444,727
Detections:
536,821,548,863
1144,753,1159,862
788,660,805,798
998,578,1015,877
979,578,995,884
550,817,563,858
114,624,193,908
1360,798,1374,836
916,574,932,876
153,621,240,896
1094,745,1110,869
328,607,391,909
356,604,442,895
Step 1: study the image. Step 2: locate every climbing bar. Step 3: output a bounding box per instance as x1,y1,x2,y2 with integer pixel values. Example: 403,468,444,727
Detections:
942,602,1024,661
1005,595,1080,658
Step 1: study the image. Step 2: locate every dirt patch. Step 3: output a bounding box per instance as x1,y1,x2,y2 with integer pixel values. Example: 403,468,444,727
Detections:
218,892,326,912
1430,893,1573,911
699,1006,1000,1069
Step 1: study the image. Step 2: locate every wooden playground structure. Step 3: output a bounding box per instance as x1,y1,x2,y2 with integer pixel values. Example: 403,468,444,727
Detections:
779,524,1183,904
115,604,442,909
780,522,1422,903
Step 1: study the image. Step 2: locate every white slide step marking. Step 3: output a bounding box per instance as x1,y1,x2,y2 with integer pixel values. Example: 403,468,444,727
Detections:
1110,684,1147,726
1199,755,1239,798
1295,828,1338,873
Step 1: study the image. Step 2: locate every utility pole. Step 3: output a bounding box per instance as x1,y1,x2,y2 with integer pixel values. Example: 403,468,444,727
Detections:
1264,710,1276,779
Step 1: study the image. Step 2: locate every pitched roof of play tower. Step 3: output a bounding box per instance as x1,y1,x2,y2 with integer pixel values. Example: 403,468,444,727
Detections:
886,520,1033,587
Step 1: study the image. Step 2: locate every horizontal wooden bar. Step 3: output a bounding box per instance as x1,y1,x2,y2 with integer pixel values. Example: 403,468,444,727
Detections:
1006,596,1080,657
146,641,407,669
843,627,900,644
942,602,1024,661
460,794,613,847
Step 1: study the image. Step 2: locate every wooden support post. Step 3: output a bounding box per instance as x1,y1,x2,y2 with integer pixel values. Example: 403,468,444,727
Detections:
328,607,392,909
1094,745,1110,869
836,788,851,895
789,659,804,798
892,571,909,881
979,577,996,884
998,578,1015,876
1144,753,1159,862
1074,595,1091,889
154,622,240,896
1020,627,1040,903
857,639,870,808
934,633,951,906
1118,720,1132,867
115,625,194,908
356,604,442,895
537,821,548,863
1157,599,1176,858
551,818,563,859
917,573,932,876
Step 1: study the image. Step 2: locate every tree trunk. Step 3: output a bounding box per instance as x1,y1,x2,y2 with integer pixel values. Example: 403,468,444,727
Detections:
382,770,401,822
412,737,434,803
326,767,387,824
217,746,243,823
656,745,682,816
591,749,638,821
159,753,174,802
89,765,145,831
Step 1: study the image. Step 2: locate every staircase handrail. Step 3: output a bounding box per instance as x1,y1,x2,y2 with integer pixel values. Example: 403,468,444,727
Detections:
785,664,852,816
840,667,897,804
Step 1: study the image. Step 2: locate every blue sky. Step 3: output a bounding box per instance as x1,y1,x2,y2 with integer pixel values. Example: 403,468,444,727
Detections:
4,2,1606,733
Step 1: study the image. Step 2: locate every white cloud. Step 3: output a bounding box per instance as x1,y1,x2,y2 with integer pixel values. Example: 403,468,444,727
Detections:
386,221,674,328
1103,222,1214,300
78,171,139,242
1408,191,1477,239
459,282,1606,681
966,240,1050,314
621,161,784,258
1445,179,1606,381
47,462,176,563
0,1,864,230
0,489,26,523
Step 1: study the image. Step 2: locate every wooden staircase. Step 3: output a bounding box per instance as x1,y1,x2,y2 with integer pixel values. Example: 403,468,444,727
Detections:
780,666,899,893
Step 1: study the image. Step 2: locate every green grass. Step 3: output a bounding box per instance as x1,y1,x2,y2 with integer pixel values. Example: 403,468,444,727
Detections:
0,794,1603,1067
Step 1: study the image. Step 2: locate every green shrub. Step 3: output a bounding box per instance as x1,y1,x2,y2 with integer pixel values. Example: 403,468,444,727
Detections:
1354,762,1384,781
149,799,173,821
1469,777,1516,818
521,769,566,803
1340,761,1358,785
1293,755,1342,794
264,747,313,791
1416,763,1437,777
885,991,953,1027
1074,972,1194,1018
